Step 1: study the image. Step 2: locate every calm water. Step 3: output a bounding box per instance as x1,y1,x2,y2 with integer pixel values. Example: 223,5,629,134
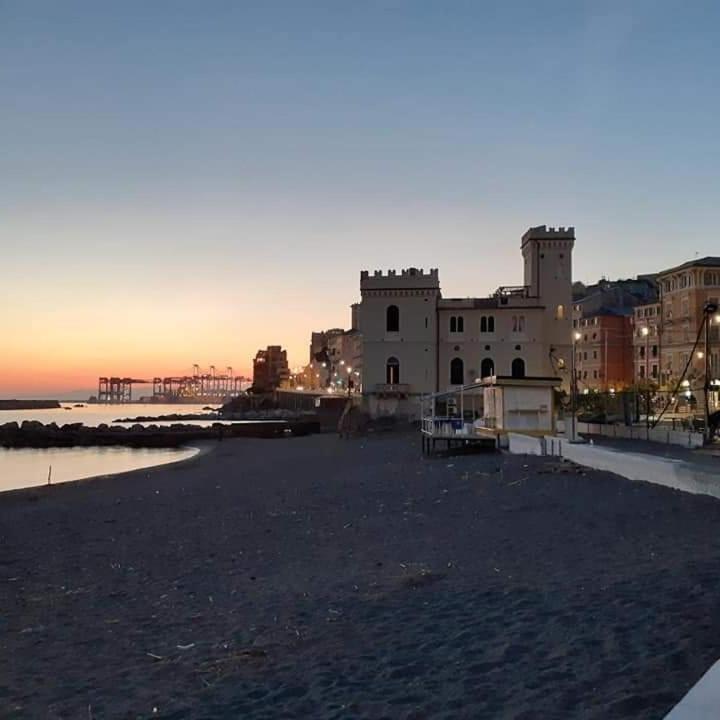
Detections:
0,404,213,492
0,403,221,427
0,445,199,493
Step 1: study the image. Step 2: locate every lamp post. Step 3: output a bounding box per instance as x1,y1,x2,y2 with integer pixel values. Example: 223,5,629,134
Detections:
703,302,719,444
571,331,581,441
641,325,651,429
641,325,650,381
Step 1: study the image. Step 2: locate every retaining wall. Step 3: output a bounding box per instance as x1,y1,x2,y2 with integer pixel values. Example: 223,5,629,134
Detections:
575,421,704,449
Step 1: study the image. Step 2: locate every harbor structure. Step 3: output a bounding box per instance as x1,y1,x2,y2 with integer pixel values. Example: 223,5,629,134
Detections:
357,225,575,418
97,366,246,403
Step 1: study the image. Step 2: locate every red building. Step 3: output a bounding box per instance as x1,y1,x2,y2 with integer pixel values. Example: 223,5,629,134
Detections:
572,311,634,391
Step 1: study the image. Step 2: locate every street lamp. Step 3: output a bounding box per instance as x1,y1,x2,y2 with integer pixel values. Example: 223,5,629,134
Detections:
571,331,581,441
640,326,650,382
702,301,719,443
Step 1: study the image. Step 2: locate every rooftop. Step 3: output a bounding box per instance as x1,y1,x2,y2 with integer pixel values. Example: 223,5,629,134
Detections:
658,256,720,276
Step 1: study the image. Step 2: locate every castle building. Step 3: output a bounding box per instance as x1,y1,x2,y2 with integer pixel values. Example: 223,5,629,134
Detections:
358,226,575,416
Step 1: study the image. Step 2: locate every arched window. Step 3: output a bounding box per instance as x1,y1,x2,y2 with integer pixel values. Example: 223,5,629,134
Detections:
480,316,487,333
386,305,399,332
386,356,400,384
450,357,464,385
511,358,526,378
449,316,464,333
556,304,565,320
488,316,495,332
480,358,494,378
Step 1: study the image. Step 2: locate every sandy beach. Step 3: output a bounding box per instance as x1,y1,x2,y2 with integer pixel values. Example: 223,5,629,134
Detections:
2,433,720,719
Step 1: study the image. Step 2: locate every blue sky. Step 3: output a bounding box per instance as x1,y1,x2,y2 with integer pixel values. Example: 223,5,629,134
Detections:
2,0,719,392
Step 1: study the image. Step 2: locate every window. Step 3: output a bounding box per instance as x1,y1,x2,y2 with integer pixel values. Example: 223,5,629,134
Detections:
512,315,526,333
480,315,495,333
386,305,399,332
450,316,464,333
583,352,587,360
511,358,525,378
640,365,645,378
480,358,494,378
556,304,565,320
386,357,400,384
593,350,598,360
639,347,645,359
652,365,658,378
652,345,658,358
450,357,464,385
593,370,598,379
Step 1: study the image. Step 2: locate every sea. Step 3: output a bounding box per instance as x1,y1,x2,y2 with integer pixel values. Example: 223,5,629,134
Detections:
0,403,219,493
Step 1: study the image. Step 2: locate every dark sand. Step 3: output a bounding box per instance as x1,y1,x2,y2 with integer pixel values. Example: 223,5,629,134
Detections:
2,435,720,719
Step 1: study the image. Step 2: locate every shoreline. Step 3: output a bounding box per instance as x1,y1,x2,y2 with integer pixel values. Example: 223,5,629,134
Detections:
0,441,218,497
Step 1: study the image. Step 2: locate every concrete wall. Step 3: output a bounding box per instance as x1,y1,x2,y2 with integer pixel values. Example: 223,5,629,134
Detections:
664,658,720,719
542,437,720,500
576,421,704,449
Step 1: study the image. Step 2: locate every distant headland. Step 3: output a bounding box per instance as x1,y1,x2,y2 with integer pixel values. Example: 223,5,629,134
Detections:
0,400,61,410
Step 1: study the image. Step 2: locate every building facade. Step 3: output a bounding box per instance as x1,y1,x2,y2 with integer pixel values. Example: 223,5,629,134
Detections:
573,311,633,391
655,257,720,390
358,226,575,415
631,302,661,384
252,345,290,392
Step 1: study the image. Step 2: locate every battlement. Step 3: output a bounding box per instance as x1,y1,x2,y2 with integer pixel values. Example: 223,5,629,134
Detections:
521,225,575,246
360,267,440,291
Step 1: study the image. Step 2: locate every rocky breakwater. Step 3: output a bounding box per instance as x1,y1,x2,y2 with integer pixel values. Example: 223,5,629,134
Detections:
0,419,321,449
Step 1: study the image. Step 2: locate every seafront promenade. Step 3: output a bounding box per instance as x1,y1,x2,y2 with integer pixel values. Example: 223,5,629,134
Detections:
2,434,720,718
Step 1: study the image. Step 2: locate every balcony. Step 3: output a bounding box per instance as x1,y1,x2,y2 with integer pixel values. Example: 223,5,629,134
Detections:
494,285,530,298
372,383,412,397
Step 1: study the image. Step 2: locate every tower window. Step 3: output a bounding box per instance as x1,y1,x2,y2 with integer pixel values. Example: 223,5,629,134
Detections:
556,304,565,320
386,305,399,332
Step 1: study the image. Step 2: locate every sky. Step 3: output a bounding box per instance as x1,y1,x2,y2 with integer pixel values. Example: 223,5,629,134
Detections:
2,0,719,396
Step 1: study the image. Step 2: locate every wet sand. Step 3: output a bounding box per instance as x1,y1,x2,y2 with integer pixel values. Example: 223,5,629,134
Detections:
2,434,720,718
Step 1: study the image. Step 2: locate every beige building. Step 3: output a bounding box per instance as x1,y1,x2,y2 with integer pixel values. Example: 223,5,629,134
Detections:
630,259,720,388
358,225,575,416
656,257,720,390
